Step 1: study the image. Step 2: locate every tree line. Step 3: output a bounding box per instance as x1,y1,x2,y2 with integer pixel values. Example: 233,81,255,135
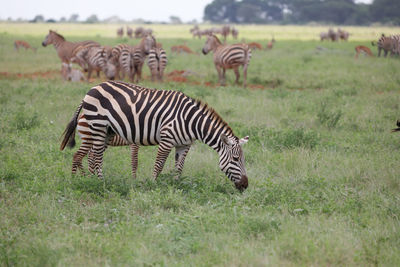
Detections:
204,0,400,25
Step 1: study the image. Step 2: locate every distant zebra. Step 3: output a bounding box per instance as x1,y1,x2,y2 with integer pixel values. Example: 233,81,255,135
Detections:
127,26,133,38
73,46,116,80
60,81,250,191
202,34,251,88
117,27,124,38
71,42,101,71
130,35,157,82
391,35,400,56
42,30,99,64
371,34,399,57
231,27,239,39
110,43,130,79
147,45,168,82
14,40,37,52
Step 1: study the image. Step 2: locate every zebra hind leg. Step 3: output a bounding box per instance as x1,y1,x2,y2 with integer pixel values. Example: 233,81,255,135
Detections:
72,140,93,175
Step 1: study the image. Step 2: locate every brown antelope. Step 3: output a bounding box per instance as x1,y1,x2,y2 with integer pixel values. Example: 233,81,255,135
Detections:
14,40,37,52
267,37,276,49
171,45,197,54
354,45,374,59
202,34,251,88
41,30,99,64
247,42,263,50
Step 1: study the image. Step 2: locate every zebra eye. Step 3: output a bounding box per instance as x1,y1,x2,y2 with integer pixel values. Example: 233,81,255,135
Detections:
232,156,240,162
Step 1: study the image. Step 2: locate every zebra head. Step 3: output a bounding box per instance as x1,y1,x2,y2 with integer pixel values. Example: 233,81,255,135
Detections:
142,34,156,55
202,34,221,55
219,134,249,191
42,30,63,47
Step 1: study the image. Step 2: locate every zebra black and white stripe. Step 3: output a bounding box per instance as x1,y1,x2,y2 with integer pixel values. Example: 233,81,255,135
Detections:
73,46,116,80
60,81,250,191
372,34,400,57
147,46,168,82
202,34,251,88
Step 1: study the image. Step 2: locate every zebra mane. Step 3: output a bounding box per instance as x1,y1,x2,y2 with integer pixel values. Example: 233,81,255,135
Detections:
211,34,222,45
193,98,234,137
50,30,65,41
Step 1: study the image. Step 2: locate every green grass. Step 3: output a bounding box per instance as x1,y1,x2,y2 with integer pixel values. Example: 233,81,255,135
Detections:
1,23,400,266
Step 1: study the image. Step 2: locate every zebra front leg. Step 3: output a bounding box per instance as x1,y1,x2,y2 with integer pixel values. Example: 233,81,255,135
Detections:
152,142,173,179
130,144,139,178
174,145,191,179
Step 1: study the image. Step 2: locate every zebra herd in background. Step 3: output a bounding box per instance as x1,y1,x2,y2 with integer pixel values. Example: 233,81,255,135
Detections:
117,26,153,39
190,25,238,41
42,30,167,83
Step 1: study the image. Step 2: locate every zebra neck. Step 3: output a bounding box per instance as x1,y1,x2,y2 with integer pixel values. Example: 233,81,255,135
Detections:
194,109,232,152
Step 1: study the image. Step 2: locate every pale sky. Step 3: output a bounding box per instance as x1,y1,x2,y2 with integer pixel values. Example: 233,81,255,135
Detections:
2,0,374,22
2,0,214,22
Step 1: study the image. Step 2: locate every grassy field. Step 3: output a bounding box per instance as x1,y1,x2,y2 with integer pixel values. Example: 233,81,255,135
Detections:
1,23,400,266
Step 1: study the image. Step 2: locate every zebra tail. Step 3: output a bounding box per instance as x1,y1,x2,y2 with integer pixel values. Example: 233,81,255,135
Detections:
392,120,400,133
60,102,83,150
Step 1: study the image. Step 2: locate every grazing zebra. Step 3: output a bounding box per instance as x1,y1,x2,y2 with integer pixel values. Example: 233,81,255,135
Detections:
71,42,101,71
42,30,99,64
202,34,251,88
14,40,37,52
60,81,250,191
147,45,168,82
73,46,116,80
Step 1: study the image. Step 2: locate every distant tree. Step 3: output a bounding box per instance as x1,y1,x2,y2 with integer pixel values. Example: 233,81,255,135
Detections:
204,0,238,23
370,0,400,25
30,15,44,23
59,17,66,22
85,14,99,23
169,16,182,24
68,14,79,22
46,18,57,23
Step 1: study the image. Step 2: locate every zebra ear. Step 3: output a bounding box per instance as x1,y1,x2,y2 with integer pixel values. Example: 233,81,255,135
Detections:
239,136,249,146
221,134,233,147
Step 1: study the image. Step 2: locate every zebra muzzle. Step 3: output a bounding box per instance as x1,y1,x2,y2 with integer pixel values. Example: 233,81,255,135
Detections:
235,175,248,191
